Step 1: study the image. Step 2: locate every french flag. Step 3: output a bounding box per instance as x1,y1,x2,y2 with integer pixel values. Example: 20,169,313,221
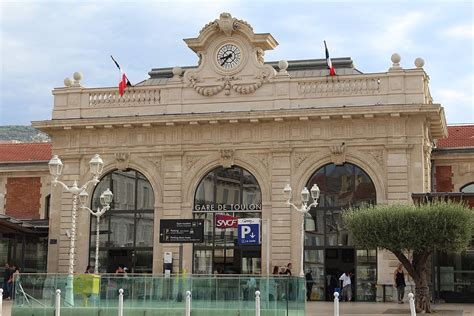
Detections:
111,55,132,96
324,41,336,76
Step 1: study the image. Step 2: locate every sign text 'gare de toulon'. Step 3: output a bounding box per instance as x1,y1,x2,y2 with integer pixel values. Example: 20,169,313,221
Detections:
193,203,262,212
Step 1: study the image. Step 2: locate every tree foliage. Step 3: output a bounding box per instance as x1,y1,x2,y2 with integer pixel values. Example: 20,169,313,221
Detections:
344,201,473,253
0,125,50,142
344,201,473,313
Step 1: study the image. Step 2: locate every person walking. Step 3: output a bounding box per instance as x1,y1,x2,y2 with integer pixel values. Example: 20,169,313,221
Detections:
3,263,11,299
394,263,406,303
305,270,314,301
339,271,352,302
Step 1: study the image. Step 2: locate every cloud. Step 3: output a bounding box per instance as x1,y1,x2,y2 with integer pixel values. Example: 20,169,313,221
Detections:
441,24,474,39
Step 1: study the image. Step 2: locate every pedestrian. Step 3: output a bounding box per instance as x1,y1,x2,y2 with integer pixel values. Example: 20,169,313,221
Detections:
2,263,11,299
339,271,352,302
394,263,406,303
85,265,94,274
281,262,292,276
305,270,314,301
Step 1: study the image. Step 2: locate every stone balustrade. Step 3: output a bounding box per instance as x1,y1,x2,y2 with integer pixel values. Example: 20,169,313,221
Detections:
88,87,161,107
297,76,381,96
51,69,432,121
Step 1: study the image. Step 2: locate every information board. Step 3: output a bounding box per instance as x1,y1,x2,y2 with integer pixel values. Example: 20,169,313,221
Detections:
159,219,204,243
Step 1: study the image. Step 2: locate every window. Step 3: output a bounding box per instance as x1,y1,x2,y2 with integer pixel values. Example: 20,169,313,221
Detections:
89,169,154,273
193,166,262,274
460,182,474,193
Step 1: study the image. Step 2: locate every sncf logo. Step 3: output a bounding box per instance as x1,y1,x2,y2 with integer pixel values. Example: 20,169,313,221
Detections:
215,214,238,228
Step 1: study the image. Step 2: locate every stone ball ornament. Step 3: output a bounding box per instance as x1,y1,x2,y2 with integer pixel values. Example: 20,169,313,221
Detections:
172,66,183,76
414,57,425,68
64,77,73,87
278,60,289,71
391,53,401,64
73,72,83,81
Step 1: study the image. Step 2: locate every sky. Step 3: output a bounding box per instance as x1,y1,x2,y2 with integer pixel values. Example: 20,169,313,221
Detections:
0,0,473,126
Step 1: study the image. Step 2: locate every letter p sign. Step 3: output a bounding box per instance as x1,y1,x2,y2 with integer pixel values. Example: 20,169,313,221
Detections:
237,218,260,245
241,225,251,238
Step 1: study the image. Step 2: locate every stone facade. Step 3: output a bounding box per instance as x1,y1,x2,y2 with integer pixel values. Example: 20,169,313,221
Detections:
33,13,447,293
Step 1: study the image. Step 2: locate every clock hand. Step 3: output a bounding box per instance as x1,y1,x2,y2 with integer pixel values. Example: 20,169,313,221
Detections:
219,53,232,60
220,54,232,66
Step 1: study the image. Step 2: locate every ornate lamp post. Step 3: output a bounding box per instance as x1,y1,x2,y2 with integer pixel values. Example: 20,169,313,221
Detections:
283,183,320,277
48,154,104,305
79,188,113,274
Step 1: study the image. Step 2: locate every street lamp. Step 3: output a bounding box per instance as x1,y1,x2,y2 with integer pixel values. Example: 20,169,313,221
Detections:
48,154,104,305
79,188,113,274
283,183,320,277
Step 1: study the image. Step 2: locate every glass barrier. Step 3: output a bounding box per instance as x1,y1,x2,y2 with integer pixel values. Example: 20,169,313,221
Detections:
12,274,305,316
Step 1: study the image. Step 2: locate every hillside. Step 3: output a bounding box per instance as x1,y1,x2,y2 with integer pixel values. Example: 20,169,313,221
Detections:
0,125,50,143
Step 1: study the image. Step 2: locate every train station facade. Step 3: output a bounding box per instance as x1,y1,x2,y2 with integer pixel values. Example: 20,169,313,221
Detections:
2,13,473,302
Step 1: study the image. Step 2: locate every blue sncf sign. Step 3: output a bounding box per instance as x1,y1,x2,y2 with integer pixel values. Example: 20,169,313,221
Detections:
237,218,260,245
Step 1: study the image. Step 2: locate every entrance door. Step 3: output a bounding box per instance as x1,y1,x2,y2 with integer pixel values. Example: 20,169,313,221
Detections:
325,249,354,301
107,249,134,273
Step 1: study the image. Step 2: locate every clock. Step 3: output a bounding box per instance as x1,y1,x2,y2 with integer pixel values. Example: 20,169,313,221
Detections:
216,43,242,70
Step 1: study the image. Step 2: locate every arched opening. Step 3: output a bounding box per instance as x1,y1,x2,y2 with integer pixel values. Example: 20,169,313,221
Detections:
460,182,474,193
89,169,154,273
193,166,262,274
304,163,376,301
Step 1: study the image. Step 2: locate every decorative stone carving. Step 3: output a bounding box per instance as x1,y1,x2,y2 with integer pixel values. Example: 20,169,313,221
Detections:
364,150,384,167
183,13,277,98
294,152,310,169
254,153,270,170
187,70,272,97
216,12,236,36
185,155,202,170
150,157,162,175
220,150,235,168
256,48,265,65
330,144,346,165
115,152,130,170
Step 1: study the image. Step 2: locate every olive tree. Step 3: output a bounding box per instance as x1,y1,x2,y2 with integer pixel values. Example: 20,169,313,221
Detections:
344,201,473,313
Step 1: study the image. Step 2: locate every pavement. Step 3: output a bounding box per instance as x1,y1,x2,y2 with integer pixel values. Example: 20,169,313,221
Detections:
306,301,474,315
2,299,473,315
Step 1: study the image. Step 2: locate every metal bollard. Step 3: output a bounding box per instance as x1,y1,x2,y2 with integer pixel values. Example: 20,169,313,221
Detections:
0,288,3,316
333,292,340,316
408,293,416,316
255,290,261,316
118,289,124,316
185,291,192,316
55,289,61,316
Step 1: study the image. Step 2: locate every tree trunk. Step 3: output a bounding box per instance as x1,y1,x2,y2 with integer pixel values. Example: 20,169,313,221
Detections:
413,253,433,313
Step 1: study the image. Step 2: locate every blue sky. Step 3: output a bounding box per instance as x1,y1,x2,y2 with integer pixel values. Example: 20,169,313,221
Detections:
0,0,472,125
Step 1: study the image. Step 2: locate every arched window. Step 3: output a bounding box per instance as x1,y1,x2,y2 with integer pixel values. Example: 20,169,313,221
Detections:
193,166,262,274
89,169,154,273
460,182,474,193
304,163,377,301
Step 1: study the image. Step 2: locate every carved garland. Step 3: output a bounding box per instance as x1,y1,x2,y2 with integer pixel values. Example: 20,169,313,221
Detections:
188,71,270,97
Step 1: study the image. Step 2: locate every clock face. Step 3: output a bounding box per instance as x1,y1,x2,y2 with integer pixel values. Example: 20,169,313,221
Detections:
216,44,241,70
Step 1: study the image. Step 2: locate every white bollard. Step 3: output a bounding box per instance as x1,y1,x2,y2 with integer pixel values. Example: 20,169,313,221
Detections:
118,289,124,316
408,293,416,316
185,291,192,316
333,292,340,316
0,288,3,316
55,289,61,316
255,290,261,316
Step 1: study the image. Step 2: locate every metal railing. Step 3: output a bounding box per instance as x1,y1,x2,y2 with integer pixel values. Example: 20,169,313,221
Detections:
12,273,305,315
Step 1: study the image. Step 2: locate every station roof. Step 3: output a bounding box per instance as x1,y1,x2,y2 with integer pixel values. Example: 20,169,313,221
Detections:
0,143,52,163
437,125,474,149
138,57,360,86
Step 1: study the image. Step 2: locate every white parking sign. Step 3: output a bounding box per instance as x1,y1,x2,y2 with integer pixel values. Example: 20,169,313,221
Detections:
237,218,260,245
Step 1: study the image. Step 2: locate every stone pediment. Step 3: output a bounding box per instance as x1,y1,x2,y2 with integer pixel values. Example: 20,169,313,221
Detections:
183,13,278,97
